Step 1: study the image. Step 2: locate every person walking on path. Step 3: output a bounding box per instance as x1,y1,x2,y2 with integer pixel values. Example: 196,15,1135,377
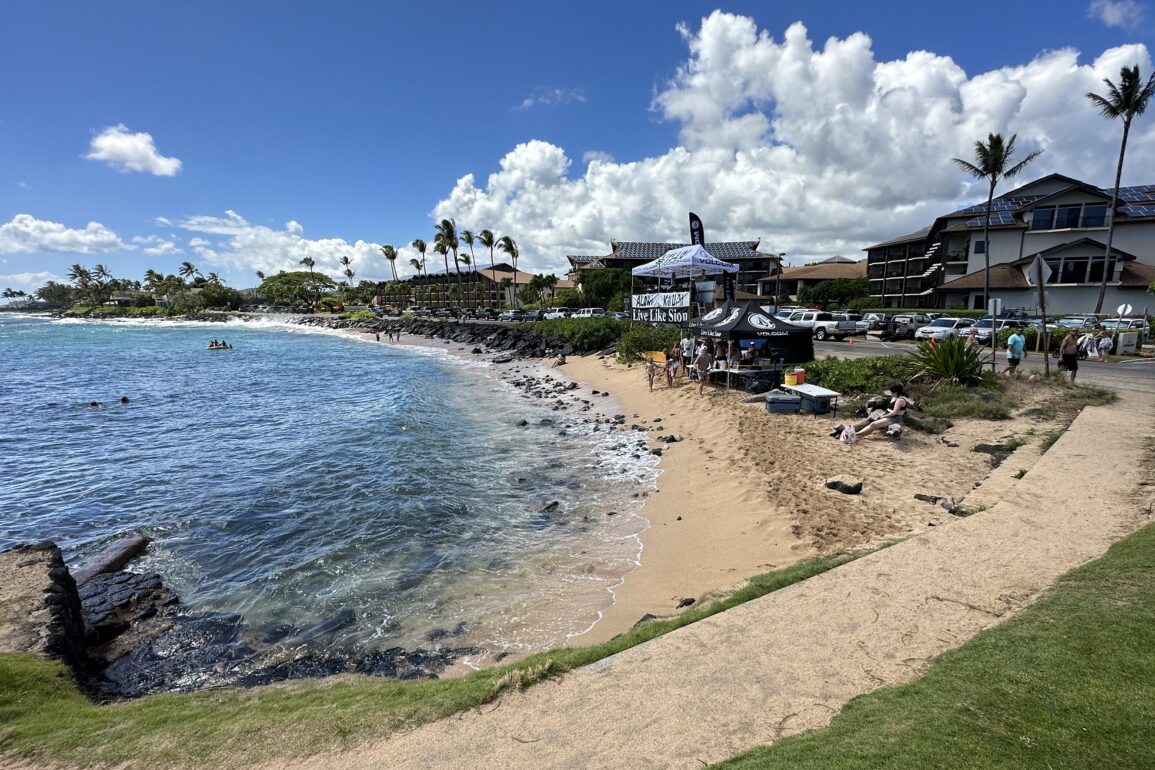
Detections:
1059,329,1080,382
695,345,713,395
1004,325,1026,377
680,336,694,376
1097,332,1114,361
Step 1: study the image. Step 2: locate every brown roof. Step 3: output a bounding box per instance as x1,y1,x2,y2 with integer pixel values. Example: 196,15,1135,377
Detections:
1120,261,1155,286
937,265,1030,291
476,263,574,289
757,260,867,282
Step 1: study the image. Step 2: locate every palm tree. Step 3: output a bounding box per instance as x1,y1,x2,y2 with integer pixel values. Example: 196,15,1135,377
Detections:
434,218,464,310
411,239,427,278
953,134,1042,360
299,256,317,307
1086,65,1155,314
206,272,221,286
380,245,399,282
478,229,497,307
178,261,199,281
497,235,520,308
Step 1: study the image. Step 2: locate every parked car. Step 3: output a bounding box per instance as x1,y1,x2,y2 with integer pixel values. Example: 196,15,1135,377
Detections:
608,311,629,320
1100,317,1150,345
432,307,458,319
543,307,572,319
1055,315,1100,330
969,317,1014,344
571,307,606,319
889,313,932,339
785,310,857,341
522,309,546,321
914,317,976,340
463,307,498,320
832,312,866,334
497,310,525,321
862,312,891,331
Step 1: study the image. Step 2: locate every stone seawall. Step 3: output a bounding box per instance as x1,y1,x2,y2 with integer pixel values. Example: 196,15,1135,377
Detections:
0,542,88,684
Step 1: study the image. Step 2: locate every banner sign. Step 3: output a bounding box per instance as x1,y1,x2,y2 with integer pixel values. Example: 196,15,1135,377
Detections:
632,306,689,324
723,271,735,301
689,212,705,245
632,291,690,309
632,291,689,324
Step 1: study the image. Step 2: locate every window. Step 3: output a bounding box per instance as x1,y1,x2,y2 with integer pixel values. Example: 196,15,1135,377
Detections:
1082,204,1107,228
1056,205,1082,229
1087,257,1117,283
1030,207,1056,230
1059,258,1088,284
974,240,986,254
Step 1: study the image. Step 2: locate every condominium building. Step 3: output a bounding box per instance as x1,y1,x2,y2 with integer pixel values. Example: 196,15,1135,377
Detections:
865,173,1155,314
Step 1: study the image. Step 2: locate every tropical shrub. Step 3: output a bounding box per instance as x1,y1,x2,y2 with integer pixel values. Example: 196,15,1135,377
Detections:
341,310,376,322
801,355,911,395
523,318,625,352
908,337,984,386
615,324,683,362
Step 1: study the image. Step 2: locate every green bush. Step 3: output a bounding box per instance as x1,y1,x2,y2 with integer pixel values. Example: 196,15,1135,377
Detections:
908,337,984,386
801,355,911,395
522,317,625,352
921,383,1014,420
615,324,684,362
341,310,377,322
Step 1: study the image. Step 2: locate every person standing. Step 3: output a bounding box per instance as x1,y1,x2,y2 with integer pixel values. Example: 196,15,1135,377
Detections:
680,336,694,375
1059,329,1080,382
1004,324,1026,377
695,345,713,395
1097,332,1113,361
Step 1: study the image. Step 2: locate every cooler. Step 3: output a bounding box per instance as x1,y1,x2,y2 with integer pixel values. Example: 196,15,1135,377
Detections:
765,393,802,414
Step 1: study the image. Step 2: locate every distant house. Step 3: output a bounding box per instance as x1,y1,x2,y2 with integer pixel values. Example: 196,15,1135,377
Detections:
567,240,783,296
865,173,1155,313
376,262,574,308
754,255,867,299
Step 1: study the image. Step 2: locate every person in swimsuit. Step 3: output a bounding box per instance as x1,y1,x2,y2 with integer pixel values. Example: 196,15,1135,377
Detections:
845,383,909,439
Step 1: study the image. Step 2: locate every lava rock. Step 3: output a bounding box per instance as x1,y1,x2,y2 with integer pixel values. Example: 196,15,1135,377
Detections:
825,477,863,495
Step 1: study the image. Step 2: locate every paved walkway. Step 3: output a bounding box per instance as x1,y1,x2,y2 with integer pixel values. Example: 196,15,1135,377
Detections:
272,395,1152,769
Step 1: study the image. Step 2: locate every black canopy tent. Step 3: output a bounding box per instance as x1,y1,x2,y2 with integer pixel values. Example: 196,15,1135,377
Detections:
694,300,814,364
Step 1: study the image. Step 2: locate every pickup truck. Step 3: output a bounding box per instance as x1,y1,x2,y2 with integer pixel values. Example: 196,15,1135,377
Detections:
785,310,857,341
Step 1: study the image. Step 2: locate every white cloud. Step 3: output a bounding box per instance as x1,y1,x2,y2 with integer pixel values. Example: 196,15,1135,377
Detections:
515,87,587,111
86,124,182,176
582,150,615,165
0,271,63,295
432,13,1155,274
131,235,182,255
178,212,390,280
1087,0,1145,27
0,214,127,254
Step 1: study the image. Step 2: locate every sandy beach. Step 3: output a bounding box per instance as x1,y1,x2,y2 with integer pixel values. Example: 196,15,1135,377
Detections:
367,327,1068,648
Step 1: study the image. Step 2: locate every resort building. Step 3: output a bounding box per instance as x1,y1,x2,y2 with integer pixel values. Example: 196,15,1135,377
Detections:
754,255,867,300
375,262,574,309
865,173,1155,314
566,240,784,296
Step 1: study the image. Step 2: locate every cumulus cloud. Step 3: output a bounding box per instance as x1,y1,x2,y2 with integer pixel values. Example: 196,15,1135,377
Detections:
515,87,587,111
0,214,127,254
86,124,182,176
178,212,390,280
432,12,1155,273
0,271,63,295
582,150,615,165
1087,0,1145,27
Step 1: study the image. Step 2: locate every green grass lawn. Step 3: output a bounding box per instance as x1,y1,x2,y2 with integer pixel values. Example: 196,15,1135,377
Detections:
0,552,869,769
714,522,1155,770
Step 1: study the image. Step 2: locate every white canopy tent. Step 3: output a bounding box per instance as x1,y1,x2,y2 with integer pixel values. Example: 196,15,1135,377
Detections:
630,244,739,279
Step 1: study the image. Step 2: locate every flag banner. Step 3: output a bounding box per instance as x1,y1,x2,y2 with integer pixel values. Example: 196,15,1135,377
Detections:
689,212,705,245
723,271,735,300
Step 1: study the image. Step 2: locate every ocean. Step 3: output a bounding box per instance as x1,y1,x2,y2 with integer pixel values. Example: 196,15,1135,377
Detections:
0,314,656,670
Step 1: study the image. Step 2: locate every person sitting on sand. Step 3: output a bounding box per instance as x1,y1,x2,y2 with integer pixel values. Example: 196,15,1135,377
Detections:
551,352,567,368
836,383,908,441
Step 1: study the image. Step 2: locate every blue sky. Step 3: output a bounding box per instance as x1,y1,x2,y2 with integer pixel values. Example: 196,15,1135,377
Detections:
2,0,1153,297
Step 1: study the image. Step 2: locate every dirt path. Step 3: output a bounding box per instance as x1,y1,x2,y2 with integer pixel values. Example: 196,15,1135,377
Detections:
261,394,1155,770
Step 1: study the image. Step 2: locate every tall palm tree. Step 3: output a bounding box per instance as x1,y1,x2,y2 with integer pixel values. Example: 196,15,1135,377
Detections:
434,218,464,310
1086,65,1155,314
206,272,221,286
380,245,399,282
497,235,519,308
478,229,498,307
299,256,317,307
411,239,427,278
953,134,1042,362
178,261,199,281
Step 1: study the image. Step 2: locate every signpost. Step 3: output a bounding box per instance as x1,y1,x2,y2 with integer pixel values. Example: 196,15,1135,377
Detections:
987,298,1002,372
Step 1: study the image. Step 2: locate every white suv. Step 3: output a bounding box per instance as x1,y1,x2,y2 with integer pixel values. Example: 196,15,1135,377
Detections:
571,308,606,319
543,308,572,319
914,317,975,340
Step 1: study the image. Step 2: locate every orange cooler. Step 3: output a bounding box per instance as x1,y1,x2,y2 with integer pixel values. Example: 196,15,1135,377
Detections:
794,368,806,385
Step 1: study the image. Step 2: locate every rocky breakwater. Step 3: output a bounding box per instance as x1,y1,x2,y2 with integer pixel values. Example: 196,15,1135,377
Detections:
0,542,88,684
3,537,481,701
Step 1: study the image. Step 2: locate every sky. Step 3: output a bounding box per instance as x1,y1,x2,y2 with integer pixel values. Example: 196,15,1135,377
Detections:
2,0,1154,299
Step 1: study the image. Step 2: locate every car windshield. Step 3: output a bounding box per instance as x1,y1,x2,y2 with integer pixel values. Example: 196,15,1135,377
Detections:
929,319,955,327
974,319,993,329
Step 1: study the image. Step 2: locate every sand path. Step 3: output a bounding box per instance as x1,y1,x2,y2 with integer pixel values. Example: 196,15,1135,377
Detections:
262,388,1155,770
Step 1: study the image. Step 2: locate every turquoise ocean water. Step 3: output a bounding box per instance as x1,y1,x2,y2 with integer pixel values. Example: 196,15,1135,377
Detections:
0,314,655,662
